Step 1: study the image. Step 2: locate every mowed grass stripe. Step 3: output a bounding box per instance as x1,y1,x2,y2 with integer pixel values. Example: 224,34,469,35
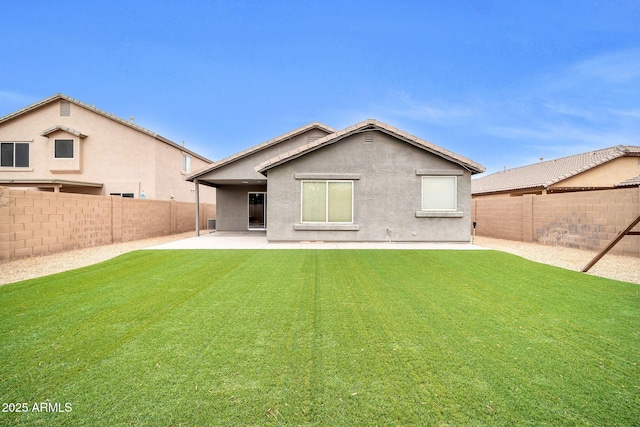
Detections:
0,250,638,426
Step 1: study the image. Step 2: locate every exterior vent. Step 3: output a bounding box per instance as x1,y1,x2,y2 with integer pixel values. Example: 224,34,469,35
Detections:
364,133,374,144
307,136,321,143
207,218,216,230
60,101,70,117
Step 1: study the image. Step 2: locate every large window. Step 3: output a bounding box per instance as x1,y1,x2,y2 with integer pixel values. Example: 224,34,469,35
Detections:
422,176,457,211
1,142,29,167
54,139,74,158
302,181,353,223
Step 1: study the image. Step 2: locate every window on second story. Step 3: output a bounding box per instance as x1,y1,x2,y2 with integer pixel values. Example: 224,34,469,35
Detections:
54,139,74,158
182,154,191,173
0,142,29,167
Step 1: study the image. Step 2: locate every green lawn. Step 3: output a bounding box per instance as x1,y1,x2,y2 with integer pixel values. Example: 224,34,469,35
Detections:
0,250,638,426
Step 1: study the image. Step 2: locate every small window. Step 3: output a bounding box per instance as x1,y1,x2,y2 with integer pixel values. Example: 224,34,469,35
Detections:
302,180,353,223
110,193,135,198
55,139,74,158
60,101,70,117
422,176,457,211
0,142,29,167
182,154,191,173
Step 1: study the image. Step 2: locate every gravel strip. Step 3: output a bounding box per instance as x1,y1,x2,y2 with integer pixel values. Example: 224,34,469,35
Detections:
1,234,638,285
0,232,196,286
475,236,640,285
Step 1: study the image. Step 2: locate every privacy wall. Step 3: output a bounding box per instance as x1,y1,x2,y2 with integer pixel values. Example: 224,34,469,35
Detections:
472,187,640,257
0,188,215,260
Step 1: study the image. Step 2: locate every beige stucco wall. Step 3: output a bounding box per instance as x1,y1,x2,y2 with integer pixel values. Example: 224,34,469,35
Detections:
551,157,640,190
0,99,215,203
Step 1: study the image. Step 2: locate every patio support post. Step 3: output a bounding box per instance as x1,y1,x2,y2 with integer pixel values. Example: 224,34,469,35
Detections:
194,178,200,237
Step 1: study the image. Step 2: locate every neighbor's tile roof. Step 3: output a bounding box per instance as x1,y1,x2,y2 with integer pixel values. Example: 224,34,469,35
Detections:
188,122,335,180
472,145,640,195
255,119,485,175
617,175,640,187
0,93,212,163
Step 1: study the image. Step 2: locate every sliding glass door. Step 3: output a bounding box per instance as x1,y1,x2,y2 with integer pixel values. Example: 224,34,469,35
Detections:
248,192,266,230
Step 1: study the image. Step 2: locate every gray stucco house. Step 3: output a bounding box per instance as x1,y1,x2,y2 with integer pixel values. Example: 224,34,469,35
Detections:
189,119,485,242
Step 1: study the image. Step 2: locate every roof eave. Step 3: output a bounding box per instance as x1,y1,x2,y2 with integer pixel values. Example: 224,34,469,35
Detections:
0,93,213,164
256,120,485,175
189,122,336,181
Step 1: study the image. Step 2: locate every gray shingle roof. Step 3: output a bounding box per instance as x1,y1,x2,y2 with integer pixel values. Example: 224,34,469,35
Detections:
256,119,485,175
472,145,640,195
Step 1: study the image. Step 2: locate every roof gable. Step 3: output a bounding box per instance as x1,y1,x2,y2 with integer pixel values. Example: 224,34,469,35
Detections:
0,93,212,163
472,145,640,195
188,122,335,180
255,119,485,175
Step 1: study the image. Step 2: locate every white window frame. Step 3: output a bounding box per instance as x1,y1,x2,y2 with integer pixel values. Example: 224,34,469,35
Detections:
54,139,75,159
301,180,354,224
0,142,30,168
421,176,457,211
247,192,267,231
182,154,192,173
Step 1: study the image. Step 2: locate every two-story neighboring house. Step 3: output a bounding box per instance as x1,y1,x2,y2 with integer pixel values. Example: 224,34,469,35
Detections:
0,94,215,203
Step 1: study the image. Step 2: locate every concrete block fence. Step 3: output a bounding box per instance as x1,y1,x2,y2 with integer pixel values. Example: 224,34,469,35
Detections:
472,187,640,257
0,188,215,261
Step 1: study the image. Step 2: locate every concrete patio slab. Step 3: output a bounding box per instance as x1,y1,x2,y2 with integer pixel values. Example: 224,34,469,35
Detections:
147,232,488,250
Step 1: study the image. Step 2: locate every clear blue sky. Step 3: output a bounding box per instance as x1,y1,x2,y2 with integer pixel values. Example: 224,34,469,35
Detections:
1,1,639,174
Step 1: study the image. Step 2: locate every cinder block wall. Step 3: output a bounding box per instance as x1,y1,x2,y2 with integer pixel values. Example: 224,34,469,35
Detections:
0,188,215,261
472,187,640,257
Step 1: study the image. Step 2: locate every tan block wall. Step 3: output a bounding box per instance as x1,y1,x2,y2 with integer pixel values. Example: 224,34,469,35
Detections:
472,196,524,241
472,188,640,257
0,187,215,261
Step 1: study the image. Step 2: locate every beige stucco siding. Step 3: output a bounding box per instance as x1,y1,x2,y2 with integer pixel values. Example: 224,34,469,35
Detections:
551,157,640,189
0,98,215,203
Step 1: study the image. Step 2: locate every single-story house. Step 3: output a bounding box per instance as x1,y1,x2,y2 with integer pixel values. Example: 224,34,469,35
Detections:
189,119,484,242
472,145,640,198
